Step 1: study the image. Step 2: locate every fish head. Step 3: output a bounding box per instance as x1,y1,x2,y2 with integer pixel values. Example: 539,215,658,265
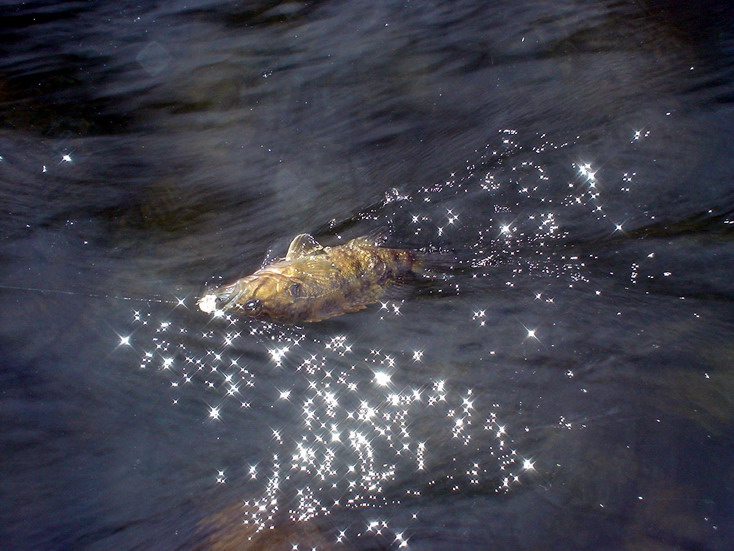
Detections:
198,272,294,321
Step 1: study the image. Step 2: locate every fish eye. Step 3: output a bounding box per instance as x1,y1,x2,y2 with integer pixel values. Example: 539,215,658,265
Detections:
244,298,263,316
289,283,301,298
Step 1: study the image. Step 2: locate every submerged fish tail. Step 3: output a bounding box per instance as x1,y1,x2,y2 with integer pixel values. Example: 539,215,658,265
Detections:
411,249,457,279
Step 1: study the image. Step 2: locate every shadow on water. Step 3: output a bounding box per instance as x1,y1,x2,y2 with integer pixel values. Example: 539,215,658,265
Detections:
2,1,734,550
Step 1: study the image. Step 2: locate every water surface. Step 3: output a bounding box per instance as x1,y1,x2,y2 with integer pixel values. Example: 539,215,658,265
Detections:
2,1,734,549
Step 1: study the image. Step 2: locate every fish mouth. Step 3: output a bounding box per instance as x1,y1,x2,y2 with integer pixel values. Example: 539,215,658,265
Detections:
198,283,241,314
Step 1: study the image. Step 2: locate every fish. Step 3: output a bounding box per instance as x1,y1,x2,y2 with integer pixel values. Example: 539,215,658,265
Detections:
198,233,428,324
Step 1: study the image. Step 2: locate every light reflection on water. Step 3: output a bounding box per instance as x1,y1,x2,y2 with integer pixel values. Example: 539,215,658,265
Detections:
111,127,646,546
3,1,734,548
124,301,530,546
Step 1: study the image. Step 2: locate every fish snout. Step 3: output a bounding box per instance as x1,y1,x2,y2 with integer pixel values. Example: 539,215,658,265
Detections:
198,282,243,314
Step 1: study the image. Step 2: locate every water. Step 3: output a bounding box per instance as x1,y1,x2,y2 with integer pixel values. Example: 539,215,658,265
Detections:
2,1,734,549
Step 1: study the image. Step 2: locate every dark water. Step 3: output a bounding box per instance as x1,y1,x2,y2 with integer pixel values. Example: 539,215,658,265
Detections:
2,1,734,549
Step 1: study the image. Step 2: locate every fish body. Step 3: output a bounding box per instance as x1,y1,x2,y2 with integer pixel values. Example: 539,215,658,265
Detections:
198,234,420,323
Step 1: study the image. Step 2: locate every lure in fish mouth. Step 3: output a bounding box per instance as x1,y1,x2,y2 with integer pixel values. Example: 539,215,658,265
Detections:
198,282,241,313
198,278,263,316
198,233,431,324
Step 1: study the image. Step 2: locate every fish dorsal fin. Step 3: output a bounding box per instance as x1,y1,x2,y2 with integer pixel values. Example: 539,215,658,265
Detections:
286,234,323,260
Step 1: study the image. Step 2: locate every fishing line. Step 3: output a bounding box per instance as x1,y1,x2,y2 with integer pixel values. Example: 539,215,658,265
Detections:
0,284,178,304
